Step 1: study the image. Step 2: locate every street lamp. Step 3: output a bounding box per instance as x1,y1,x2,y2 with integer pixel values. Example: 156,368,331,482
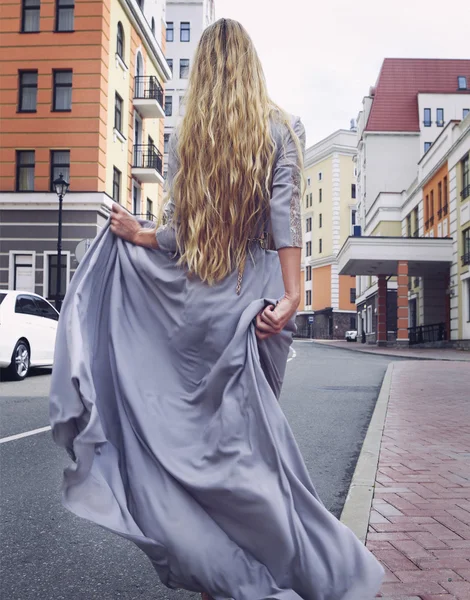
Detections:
53,173,69,310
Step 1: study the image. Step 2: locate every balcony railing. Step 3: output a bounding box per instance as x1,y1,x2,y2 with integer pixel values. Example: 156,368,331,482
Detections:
134,212,158,223
408,322,447,345
462,185,470,201
132,144,164,184
437,208,443,219
462,252,470,266
133,76,165,119
443,203,448,215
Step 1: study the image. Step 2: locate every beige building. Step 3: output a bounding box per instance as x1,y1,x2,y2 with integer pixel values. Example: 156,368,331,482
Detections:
297,129,358,339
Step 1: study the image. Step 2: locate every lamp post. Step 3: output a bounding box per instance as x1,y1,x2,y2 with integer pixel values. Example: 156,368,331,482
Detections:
53,173,69,310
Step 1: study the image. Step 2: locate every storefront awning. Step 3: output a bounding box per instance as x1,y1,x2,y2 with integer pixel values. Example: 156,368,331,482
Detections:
337,236,453,276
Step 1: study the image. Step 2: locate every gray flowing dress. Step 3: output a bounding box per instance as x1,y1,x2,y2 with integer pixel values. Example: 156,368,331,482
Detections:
49,116,384,600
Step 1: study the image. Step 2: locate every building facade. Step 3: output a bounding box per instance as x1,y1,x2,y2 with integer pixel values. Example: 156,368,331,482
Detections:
338,59,470,346
163,0,215,173
296,129,358,339
0,0,171,304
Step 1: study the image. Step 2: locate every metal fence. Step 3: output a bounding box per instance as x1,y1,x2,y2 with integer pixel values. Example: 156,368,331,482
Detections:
408,322,447,345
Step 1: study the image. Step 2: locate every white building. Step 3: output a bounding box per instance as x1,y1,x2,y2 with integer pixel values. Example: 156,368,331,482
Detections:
163,0,215,174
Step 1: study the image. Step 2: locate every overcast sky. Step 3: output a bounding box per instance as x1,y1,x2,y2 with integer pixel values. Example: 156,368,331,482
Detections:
216,0,470,146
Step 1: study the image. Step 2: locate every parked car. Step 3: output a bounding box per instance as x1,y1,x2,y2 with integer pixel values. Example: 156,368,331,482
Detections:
0,290,59,380
345,329,358,342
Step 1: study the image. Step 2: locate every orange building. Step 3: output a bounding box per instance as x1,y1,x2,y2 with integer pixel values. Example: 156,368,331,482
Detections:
423,163,450,238
0,0,170,303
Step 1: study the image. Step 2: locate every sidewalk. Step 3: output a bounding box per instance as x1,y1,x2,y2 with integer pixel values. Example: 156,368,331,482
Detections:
313,340,470,362
342,361,470,599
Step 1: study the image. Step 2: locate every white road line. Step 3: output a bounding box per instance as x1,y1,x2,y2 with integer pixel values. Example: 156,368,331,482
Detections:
287,348,297,362
0,425,51,445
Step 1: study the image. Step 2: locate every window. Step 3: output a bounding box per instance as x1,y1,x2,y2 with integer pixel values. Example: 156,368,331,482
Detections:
114,93,123,132
424,142,431,153
22,0,40,33
430,190,434,224
438,181,442,215
53,70,72,111
413,206,419,237
319,213,322,228
423,108,431,127
116,22,124,59
306,290,312,306
464,109,470,119
436,108,444,127
164,133,170,154
306,266,312,281
406,214,412,237
319,239,322,253
166,22,174,42
133,184,141,214
167,58,173,75
18,71,38,112
350,288,356,304
305,194,309,208
113,167,121,203
318,172,322,181
443,176,449,210
16,151,35,191
15,295,38,316
179,59,190,79
151,18,155,35
458,76,467,90
55,0,75,32
306,217,312,232
47,254,67,301
351,209,356,226
12,254,34,291
50,150,70,190
319,188,322,203
165,95,172,116
306,241,312,257
350,315,356,330
462,154,469,200
180,22,190,42
425,194,429,225
463,228,470,266
35,297,59,320
351,183,356,199
307,177,311,186
309,193,312,206
147,197,153,220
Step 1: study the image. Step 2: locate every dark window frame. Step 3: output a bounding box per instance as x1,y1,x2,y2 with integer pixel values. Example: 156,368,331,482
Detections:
306,241,312,257
21,0,40,33
47,253,67,301
164,133,170,154
52,69,73,112
464,109,470,119
462,154,470,200
164,95,172,116
306,290,312,306
424,141,432,153
319,213,322,228
151,17,155,35
458,76,467,90
319,188,322,203
319,239,323,253
180,21,190,42
55,0,75,33
350,288,356,304
167,58,173,74
116,22,124,59
351,183,356,198
179,58,190,79
305,217,312,233
50,150,70,192
16,150,35,192
114,92,123,133
423,108,431,127
113,167,121,203
436,108,444,127
166,21,174,42
306,266,312,281
18,70,38,112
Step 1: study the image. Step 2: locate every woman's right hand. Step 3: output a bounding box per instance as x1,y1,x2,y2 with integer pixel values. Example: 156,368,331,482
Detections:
255,295,299,341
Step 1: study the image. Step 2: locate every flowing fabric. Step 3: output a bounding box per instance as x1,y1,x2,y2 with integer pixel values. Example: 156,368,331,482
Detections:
50,115,384,599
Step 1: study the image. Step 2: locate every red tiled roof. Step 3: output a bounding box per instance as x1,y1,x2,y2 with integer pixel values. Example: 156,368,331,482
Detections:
365,58,470,132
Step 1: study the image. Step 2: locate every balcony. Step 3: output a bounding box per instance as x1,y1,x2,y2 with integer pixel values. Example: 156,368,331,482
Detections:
443,203,448,215
437,208,443,219
462,252,470,266
133,76,165,119
132,144,164,184
462,185,470,201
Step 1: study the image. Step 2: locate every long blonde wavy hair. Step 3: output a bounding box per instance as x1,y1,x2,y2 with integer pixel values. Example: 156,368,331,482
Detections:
168,18,303,285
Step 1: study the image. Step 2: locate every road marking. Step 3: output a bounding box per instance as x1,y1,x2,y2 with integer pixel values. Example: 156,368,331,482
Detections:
0,425,51,445
287,347,297,362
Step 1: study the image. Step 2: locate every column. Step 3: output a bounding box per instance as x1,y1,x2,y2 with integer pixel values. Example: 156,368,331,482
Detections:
377,275,387,346
397,261,409,346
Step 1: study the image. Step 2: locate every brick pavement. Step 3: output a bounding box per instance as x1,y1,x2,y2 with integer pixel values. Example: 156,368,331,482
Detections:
366,361,470,599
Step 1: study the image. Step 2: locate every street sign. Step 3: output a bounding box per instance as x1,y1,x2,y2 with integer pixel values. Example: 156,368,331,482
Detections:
74,239,93,264
308,316,314,323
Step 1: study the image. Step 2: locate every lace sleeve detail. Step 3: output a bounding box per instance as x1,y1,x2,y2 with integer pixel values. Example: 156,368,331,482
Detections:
269,116,306,249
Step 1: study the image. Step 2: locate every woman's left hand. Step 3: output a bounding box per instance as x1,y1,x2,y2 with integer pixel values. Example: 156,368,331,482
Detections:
110,203,141,244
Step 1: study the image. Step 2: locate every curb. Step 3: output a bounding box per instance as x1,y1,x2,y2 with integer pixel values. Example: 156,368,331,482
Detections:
339,362,394,544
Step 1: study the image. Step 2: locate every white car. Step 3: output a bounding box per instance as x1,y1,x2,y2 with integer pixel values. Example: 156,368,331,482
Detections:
0,290,59,380
345,330,358,342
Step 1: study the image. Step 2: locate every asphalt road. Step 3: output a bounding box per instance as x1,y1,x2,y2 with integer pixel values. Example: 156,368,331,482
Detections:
0,342,400,600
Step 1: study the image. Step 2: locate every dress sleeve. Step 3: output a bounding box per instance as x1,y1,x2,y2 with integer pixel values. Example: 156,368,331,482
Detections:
269,117,306,250
155,133,179,253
